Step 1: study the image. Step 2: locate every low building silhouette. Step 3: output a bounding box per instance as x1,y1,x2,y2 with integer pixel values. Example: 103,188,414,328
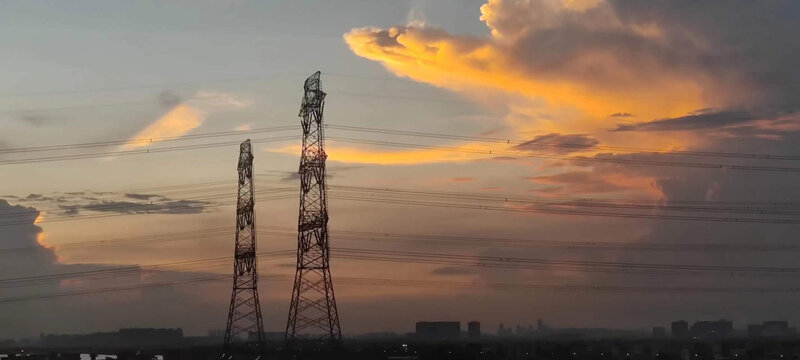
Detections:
415,321,460,341
690,319,733,339
468,321,481,339
39,328,183,348
748,321,794,338
652,326,666,338
672,320,689,338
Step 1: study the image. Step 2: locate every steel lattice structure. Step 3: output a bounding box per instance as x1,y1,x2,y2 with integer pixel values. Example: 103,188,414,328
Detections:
224,139,265,352
285,71,342,345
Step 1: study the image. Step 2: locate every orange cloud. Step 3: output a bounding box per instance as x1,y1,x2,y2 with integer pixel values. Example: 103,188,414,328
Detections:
271,142,495,165
34,210,45,224
123,91,250,149
123,105,203,149
343,0,713,150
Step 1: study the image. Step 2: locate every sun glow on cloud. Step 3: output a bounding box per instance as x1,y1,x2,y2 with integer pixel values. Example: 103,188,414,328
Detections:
272,143,495,165
123,91,251,149
34,211,45,224
123,105,203,149
343,0,711,153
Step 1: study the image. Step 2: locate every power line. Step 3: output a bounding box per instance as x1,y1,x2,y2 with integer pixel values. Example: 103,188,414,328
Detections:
326,184,800,216
8,177,797,219
3,269,800,305
6,246,800,292
0,126,296,155
334,247,800,275
329,194,800,224
0,186,295,220
327,124,800,161
3,225,800,267
0,250,294,290
5,125,800,172
0,136,297,166
0,193,296,227
326,137,800,173
3,183,798,227
0,74,303,99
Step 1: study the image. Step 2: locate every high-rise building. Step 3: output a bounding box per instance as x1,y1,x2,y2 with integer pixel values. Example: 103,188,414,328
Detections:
672,320,689,338
468,321,481,338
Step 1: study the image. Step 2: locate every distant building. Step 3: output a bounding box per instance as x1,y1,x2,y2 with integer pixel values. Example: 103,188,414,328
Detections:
497,323,512,336
653,327,666,338
247,331,285,341
748,321,794,338
468,321,481,338
672,320,689,338
691,320,733,339
748,324,764,337
39,328,183,348
762,321,791,337
537,319,550,333
416,321,460,341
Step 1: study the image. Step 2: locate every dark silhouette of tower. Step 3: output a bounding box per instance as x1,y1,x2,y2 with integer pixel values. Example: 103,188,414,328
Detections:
224,139,265,352
285,71,342,345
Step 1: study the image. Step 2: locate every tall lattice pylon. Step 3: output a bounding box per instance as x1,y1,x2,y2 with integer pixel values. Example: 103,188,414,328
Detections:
285,71,342,345
224,139,265,353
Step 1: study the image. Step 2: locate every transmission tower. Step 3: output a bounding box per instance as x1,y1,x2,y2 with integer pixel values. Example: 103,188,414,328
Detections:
285,71,342,345
224,139,265,353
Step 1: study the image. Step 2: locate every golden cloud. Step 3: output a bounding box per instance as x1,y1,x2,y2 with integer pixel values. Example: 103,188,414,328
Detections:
123,91,250,150
122,105,203,149
343,0,717,151
271,142,494,165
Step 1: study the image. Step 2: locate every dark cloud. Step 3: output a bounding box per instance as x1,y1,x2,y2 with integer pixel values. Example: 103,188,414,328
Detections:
614,107,800,133
17,114,49,127
431,266,476,275
124,193,163,200
328,165,363,172
4,191,211,216
81,199,208,215
0,199,232,339
609,113,634,118
0,199,57,267
514,133,599,154
614,109,755,132
57,204,81,216
157,90,182,108
22,193,55,201
610,0,800,107
279,171,301,182
493,0,800,108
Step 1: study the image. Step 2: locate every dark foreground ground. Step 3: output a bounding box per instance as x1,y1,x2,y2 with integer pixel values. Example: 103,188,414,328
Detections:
3,338,800,360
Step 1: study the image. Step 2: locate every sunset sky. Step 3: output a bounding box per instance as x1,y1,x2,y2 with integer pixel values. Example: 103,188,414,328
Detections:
1,0,800,339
